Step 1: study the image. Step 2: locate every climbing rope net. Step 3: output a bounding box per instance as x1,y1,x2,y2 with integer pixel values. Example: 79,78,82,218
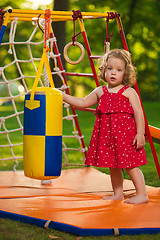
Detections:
0,12,88,170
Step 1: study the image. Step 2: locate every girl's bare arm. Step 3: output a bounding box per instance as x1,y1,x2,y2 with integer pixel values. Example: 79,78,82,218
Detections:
125,88,145,149
62,87,102,108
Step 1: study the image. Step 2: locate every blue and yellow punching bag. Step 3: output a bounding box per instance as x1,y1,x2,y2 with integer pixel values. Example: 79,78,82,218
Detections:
23,48,63,180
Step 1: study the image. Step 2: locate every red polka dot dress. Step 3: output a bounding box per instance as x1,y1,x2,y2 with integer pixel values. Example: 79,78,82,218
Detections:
85,85,147,168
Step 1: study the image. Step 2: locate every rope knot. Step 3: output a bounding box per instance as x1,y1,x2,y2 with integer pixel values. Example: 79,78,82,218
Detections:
71,36,76,45
104,32,113,44
72,10,82,21
45,9,51,18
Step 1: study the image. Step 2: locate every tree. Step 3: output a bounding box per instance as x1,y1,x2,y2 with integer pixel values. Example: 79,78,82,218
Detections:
51,0,69,87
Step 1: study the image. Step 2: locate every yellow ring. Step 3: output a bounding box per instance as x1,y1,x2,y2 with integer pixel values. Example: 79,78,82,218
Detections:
63,42,85,65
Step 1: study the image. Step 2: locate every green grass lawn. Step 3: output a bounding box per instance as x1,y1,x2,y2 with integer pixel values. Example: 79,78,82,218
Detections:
0,100,160,240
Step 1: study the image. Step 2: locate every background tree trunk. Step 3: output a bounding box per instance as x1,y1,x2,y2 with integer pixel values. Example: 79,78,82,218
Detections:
125,0,138,37
51,0,69,87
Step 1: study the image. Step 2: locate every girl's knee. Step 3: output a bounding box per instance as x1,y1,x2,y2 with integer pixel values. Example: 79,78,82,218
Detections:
125,167,139,174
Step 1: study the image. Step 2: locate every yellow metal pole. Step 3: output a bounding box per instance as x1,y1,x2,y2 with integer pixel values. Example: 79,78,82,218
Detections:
0,9,12,44
3,9,12,26
6,9,118,19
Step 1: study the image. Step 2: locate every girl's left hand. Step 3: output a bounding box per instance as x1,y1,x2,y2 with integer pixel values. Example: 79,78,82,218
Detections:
132,134,145,150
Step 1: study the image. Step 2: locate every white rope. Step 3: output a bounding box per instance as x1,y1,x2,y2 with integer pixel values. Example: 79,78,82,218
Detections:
8,17,18,54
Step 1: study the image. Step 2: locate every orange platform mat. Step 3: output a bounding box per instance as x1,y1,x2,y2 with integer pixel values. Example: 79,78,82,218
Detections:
0,167,160,236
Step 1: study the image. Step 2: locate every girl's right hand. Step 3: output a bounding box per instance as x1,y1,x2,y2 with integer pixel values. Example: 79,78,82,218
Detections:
133,133,145,150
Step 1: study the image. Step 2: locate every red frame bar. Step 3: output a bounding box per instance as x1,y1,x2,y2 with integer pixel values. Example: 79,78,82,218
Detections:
63,72,94,77
116,15,160,179
77,19,100,87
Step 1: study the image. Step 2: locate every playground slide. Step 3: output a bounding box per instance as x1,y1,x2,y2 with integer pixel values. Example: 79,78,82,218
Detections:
148,125,160,144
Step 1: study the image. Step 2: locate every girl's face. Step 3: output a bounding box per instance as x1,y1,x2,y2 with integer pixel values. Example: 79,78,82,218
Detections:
104,57,125,88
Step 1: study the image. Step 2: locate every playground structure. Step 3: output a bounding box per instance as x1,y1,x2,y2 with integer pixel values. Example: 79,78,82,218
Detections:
0,8,160,236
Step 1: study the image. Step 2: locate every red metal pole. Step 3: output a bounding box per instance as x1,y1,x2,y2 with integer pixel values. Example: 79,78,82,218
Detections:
116,16,128,51
134,84,160,179
78,19,100,87
116,15,160,179
63,72,94,78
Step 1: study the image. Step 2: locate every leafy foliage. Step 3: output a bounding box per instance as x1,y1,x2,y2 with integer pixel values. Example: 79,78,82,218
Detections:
1,0,160,100
66,0,160,100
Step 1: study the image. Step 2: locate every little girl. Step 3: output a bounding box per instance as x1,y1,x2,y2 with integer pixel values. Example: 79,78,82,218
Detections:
62,49,148,204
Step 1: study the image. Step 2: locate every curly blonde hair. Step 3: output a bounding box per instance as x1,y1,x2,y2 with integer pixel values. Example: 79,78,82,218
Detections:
98,49,136,87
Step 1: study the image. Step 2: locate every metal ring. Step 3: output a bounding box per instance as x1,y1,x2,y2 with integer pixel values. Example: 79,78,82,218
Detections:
63,42,85,65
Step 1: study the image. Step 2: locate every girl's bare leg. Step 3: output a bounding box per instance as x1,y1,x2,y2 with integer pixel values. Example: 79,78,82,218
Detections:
124,167,148,204
103,168,124,200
